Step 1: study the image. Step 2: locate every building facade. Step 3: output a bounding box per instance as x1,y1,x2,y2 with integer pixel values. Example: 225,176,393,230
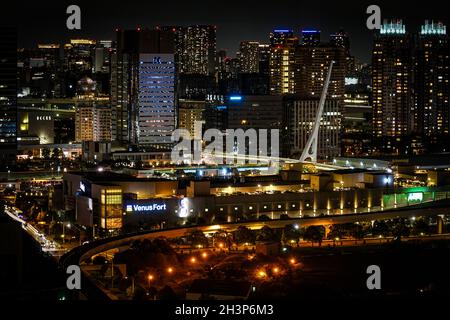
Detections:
239,41,260,74
138,53,176,145
178,99,206,137
414,21,449,149
269,29,299,95
0,26,18,163
111,29,175,146
75,105,112,142
283,96,341,159
372,20,414,154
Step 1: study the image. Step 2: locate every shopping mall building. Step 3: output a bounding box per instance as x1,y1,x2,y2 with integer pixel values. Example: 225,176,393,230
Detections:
61,168,450,235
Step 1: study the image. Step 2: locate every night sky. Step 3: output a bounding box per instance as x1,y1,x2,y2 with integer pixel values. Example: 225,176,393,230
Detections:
5,0,449,63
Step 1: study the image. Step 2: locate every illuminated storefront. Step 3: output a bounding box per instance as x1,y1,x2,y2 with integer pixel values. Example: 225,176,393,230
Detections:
99,187,123,230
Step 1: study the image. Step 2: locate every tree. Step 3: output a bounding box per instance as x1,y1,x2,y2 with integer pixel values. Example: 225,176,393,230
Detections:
157,285,177,300
412,218,431,236
282,224,302,246
256,226,278,242
353,222,371,239
52,147,62,160
327,224,346,240
372,220,390,237
92,255,108,265
303,226,325,246
234,226,255,245
135,159,144,170
187,230,208,248
391,218,410,239
258,215,271,221
42,147,51,160
213,230,232,248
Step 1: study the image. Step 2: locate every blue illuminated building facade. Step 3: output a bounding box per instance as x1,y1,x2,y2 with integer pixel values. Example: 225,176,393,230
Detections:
138,53,176,145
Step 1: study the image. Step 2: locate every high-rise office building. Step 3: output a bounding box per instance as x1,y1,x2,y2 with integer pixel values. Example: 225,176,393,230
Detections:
94,40,113,74
239,41,260,74
330,29,356,76
75,105,95,142
269,29,299,95
372,19,414,154
228,95,283,130
295,45,346,100
0,26,18,163
216,51,240,95
111,28,175,146
283,96,341,159
258,44,271,76
414,21,449,149
75,105,112,142
137,53,176,145
64,39,96,73
178,99,206,137
301,29,321,46
163,25,216,76
205,94,228,131
330,30,350,52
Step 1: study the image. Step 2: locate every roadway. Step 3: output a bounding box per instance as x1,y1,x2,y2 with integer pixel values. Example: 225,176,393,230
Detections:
3,206,68,257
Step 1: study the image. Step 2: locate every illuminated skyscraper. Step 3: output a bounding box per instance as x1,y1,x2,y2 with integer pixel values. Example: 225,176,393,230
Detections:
64,39,96,73
75,105,112,142
137,53,176,145
111,28,175,146
269,29,299,95
239,41,260,74
0,26,17,163
258,44,271,75
372,19,414,154
295,45,346,100
414,21,449,150
301,29,321,46
330,29,356,76
163,25,216,76
177,99,205,137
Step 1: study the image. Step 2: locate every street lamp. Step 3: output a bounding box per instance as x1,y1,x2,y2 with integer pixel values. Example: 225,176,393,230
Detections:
147,274,154,289
257,270,266,278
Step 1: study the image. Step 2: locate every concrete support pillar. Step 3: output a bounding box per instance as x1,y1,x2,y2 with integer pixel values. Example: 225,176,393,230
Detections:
437,215,444,234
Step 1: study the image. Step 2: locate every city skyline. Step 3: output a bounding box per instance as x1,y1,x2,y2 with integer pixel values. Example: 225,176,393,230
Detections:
7,0,450,63
2,0,450,305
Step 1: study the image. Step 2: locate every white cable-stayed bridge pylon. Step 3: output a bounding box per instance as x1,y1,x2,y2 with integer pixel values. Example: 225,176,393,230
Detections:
299,61,335,163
